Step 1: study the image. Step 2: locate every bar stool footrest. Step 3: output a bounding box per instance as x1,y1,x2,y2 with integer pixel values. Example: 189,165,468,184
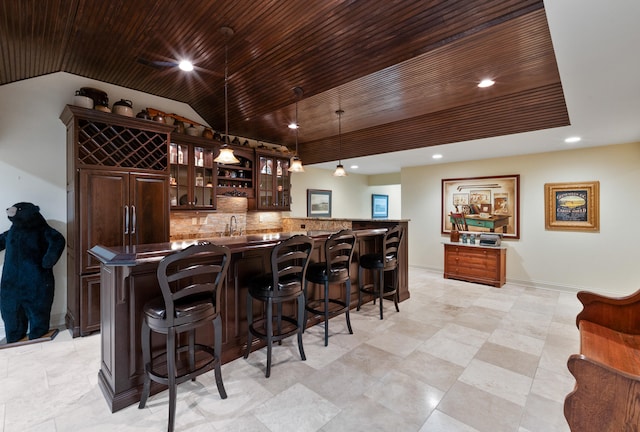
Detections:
248,316,300,342
146,344,220,386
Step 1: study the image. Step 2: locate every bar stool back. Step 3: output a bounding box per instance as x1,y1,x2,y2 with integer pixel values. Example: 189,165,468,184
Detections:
357,225,404,319
244,234,314,377
304,229,356,346
138,242,230,432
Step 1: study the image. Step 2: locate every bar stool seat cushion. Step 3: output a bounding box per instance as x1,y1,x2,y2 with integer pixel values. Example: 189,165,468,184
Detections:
249,273,302,299
306,261,349,283
143,294,214,322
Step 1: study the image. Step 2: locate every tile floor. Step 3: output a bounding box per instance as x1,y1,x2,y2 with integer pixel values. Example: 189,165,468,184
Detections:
0,267,581,432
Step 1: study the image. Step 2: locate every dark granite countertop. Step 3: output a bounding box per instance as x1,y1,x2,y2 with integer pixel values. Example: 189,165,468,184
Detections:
89,228,388,266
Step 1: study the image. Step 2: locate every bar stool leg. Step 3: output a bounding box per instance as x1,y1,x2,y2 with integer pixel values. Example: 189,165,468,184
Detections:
324,281,330,346
188,329,196,381
266,298,273,378
393,267,400,312
344,280,353,334
244,295,253,359
378,268,384,320
138,320,151,408
357,265,363,311
167,327,177,432
302,280,309,333
297,293,306,360
213,315,227,399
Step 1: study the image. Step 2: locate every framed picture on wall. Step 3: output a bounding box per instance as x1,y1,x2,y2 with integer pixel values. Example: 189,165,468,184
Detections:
371,194,389,218
544,181,599,231
307,189,332,217
442,175,520,239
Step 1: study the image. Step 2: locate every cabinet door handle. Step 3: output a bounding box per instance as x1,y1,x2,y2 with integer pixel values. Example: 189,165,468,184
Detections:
131,205,136,234
124,205,129,234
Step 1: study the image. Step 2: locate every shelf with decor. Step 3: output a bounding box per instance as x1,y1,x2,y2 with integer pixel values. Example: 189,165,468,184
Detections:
216,146,254,198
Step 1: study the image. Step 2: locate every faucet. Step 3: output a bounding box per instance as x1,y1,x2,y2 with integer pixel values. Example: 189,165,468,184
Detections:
229,215,237,236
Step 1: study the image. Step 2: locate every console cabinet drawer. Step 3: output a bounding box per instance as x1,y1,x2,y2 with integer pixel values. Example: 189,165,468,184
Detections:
443,244,506,287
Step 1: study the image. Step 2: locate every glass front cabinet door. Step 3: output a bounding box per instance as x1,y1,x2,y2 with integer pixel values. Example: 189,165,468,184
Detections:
170,141,216,209
257,153,290,210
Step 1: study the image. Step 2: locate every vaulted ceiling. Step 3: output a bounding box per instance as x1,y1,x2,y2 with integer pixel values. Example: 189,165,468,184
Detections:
1,0,569,168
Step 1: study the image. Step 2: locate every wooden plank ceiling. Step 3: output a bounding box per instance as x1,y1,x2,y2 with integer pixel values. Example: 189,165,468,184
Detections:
0,0,568,166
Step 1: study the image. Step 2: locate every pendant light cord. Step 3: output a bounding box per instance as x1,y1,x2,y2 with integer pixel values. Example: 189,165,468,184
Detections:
295,98,299,155
224,37,229,144
337,109,344,164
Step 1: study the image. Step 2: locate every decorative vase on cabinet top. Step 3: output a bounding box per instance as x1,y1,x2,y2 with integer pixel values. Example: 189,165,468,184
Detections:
112,99,134,117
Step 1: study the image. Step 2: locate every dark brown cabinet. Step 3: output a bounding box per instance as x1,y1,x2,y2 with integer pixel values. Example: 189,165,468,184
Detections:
169,136,218,209
443,243,506,287
61,105,172,337
256,150,291,210
80,169,169,271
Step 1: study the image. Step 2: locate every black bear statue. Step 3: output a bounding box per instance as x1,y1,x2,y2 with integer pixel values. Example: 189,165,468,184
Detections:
0,202,65,343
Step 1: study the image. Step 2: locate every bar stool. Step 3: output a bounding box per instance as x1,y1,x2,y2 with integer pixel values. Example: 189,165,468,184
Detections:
244,234,314,377
304,229,356,346
138,242,230,432
357,225,404,320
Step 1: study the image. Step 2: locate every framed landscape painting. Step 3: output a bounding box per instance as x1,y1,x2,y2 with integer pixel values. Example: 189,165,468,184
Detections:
371,194,388,219
307,189,332,217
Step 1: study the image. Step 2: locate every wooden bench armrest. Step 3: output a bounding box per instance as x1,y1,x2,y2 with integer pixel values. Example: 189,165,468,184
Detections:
565,354,640,431
576,289,640,334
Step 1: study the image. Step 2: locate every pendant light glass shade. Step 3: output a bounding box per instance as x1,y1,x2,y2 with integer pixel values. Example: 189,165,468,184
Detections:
288,86,305,173
214,145,240,164
214,27,240,165
333,163,347,177
332,109,348,177
289,156,305,173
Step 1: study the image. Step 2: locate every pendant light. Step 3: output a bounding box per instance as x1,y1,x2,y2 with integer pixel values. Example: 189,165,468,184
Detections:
214,26,240,165
333,109,347,177
288,86,305,172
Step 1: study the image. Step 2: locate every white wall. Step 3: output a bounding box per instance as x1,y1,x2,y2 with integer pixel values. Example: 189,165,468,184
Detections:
288,167,401,220
402,142,640,295
0,72,212,337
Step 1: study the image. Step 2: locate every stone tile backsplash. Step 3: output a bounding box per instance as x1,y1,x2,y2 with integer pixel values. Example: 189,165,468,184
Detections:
170,196,284,240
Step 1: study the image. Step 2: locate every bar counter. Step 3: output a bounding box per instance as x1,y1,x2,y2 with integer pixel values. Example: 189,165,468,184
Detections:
89,226,409,412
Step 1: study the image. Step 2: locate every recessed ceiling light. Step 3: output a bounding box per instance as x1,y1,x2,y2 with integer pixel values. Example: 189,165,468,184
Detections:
478,79,495,88
564,136,581,143
432,154,443,159
350,165,358,169
178,60,194,72
288,122,298,129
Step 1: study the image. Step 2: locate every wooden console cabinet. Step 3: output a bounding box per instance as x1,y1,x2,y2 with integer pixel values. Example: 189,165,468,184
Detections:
443,243,506,287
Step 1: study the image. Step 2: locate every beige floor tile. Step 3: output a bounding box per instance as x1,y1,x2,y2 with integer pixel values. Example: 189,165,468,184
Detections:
458,359,533,406
363,369,444,428
474,341,540,378
438,381,524,432
419,409,480,432
253,383,340,432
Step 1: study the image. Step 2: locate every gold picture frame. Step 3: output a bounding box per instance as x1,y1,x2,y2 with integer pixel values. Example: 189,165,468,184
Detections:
544,181,600,231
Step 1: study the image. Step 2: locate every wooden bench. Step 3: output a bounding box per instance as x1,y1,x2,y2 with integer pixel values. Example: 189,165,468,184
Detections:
564,289,640,431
